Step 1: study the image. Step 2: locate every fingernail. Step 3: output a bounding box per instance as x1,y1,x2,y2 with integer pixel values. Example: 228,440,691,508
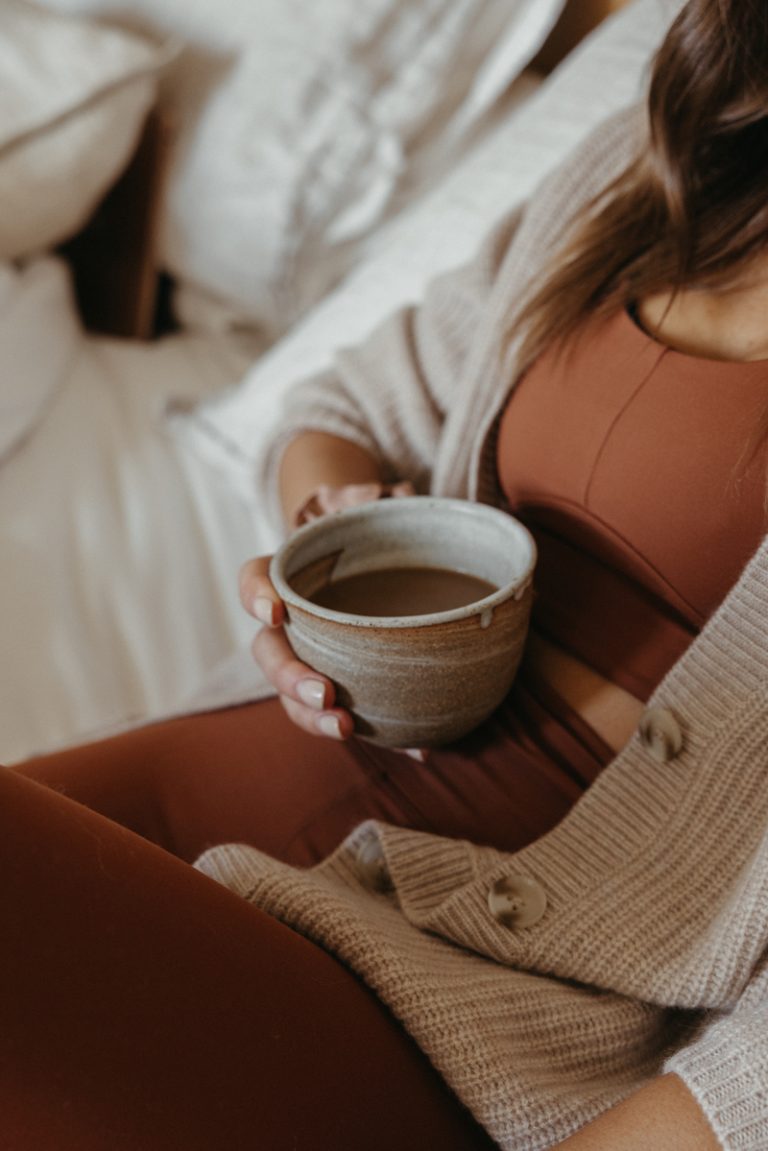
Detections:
297,679,326,710
318,714,343,740
404,748,427,763
253,596,276,626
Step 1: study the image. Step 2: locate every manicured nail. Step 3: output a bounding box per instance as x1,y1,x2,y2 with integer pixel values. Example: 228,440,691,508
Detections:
318,714,343,739
404,748,427,763
253,596,276,626
297,679,326,710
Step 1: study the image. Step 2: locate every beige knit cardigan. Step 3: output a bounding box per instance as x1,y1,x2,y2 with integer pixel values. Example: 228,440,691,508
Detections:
196,105,768,1150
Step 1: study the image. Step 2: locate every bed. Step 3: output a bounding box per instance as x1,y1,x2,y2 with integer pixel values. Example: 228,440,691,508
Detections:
0,0,680,764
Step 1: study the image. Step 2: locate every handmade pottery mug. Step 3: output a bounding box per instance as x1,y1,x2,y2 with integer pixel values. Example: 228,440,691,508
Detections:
269,497,536,748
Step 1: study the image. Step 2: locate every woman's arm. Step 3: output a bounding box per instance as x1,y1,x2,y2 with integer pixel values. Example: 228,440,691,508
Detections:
240,430,415,744
254,206,526,537
278,431,384,528
551,1074,719,1150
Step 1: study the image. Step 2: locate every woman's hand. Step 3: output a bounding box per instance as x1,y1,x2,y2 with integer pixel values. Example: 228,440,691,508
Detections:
240,554,354,740
290,480,415,528
239,481,415,743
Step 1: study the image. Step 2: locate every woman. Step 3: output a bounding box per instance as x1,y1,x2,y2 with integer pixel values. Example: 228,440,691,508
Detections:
5,0,767,1146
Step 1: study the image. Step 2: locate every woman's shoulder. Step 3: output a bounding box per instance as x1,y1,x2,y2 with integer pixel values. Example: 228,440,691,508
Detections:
552,101,646,198
510,102,647,262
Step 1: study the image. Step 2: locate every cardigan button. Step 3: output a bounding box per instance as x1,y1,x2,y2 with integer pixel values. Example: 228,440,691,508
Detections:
355,833,393,893
487,874,547,929
638,707,683,763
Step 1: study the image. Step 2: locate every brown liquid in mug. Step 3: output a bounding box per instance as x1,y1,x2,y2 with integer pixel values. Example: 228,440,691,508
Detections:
309,565,498,617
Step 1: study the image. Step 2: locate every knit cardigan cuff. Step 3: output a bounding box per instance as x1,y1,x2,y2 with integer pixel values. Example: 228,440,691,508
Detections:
664,1010,768,1150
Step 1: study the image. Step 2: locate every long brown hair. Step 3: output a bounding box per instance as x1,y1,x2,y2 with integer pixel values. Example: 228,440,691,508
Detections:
516,0,768,370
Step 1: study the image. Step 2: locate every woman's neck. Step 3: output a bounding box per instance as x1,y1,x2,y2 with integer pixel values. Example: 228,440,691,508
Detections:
636,262,768,362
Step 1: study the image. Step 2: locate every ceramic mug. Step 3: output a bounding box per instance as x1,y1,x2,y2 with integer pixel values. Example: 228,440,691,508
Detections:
269,496,536,747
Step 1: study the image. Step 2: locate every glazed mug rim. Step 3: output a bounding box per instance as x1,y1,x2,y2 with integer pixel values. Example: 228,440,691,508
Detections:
269,496,537,629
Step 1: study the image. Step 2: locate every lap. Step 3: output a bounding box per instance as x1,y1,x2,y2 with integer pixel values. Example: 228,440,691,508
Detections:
17,680,589,865
4,675,598,1147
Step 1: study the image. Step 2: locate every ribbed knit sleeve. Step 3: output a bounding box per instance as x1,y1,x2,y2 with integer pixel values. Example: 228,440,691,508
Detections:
665,969,768,1151
253,103,648,537
257,206,523,534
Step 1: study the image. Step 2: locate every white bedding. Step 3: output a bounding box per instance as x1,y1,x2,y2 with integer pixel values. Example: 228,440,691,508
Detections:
0,322,257,763
0,258,80,463
1,0,679,765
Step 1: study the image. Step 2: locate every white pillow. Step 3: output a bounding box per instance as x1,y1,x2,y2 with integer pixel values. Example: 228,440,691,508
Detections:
164,0,570,338
39,0,567,338
0,0,167,260
168,0,682,551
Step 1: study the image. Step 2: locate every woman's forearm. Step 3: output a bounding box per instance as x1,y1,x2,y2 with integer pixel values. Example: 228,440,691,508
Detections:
278,432,384,528
551,1074,719,1150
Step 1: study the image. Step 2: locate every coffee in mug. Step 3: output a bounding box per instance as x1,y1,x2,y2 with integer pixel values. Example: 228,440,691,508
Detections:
309,566,498,616
269,497,536,748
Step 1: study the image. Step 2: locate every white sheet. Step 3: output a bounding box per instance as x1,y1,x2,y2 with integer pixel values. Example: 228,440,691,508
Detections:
0,330,257,764
41,0,566,336
0,257,80,462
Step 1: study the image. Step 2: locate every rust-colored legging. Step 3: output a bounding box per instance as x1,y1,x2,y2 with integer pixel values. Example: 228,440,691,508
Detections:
4,682,609,1150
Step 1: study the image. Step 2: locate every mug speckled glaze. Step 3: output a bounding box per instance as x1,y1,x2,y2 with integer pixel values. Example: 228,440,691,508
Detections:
270,497,536,748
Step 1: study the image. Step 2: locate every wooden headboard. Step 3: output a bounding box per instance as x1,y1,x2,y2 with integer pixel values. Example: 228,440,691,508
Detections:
58,108,173,340
535,0,630,73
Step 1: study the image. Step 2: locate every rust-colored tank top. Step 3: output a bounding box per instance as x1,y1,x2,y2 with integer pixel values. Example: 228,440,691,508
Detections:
497,308,768,700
